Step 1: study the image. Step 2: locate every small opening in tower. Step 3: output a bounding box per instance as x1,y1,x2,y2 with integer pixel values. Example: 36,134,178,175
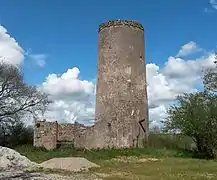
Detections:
36,123,40,128
140,56,143,59
127,81,132,88
107,122,111,128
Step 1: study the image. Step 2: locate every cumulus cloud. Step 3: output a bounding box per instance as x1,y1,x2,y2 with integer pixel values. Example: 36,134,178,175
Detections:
147,51,215,126
1,28,212,128
176,41,203,57
39,42,215,127
1,23,214,127
0,25,24,66
0,24,94,125
42,67,94,97
29,54,47,67
41,67,95,125
210,0,217,10
149,105,167,127
0,25,47,68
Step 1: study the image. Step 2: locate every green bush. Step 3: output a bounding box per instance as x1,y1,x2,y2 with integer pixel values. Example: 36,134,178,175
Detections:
148,133,194,150
0,122,34,148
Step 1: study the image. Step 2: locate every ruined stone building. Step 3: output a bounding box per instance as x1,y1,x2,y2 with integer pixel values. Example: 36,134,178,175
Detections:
34,120,87,150
34,20,149,150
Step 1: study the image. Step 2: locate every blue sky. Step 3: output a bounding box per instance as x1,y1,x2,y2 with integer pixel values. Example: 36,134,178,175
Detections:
0,0,217,125
0,0,216,84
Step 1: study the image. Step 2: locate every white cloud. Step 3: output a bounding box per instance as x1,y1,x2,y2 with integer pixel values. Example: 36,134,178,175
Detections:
30,54,47,67
42,67,94,97
163,54,215,79
149,105,167,128
0,25,24,66
38,42,215,127
210,0,217,10
204,8,214,13
176,41,203,57
1,23,214,128
0,25,46,68
147,51,215,127
41,67,95,125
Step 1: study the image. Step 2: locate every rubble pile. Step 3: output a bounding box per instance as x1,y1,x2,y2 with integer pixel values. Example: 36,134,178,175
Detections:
0,146,38,170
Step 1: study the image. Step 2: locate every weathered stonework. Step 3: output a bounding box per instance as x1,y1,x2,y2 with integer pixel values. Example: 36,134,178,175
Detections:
33,120,87,150
33,19,149,150
33,120,58,150
82,19,149,149
98,20,144,32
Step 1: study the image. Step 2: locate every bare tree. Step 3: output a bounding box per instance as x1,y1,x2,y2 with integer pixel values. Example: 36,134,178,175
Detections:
0,62,51,139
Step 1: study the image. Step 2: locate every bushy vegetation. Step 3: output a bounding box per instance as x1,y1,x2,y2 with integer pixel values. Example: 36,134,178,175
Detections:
148,133,194,150
0,122,34,148
164,61,217,159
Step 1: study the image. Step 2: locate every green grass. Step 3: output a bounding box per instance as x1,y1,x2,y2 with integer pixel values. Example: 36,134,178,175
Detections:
15,133,195,163
14,133,195,161
14,133,215,179
15,144,193,163
16,145,217,180
92,157,217,180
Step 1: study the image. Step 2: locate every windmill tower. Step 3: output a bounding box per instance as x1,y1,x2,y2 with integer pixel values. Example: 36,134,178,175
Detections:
93,20,149,148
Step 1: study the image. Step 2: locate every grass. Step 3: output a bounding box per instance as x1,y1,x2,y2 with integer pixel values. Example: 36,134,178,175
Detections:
92,157,217,180
15,145,217,179
15,133,195,163
14,134,217,179
15,144,193,163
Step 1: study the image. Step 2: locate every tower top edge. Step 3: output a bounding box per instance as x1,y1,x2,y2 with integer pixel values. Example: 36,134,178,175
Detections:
98,20,144,33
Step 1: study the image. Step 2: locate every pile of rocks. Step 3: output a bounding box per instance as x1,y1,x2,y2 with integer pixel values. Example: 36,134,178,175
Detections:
0,146,38,171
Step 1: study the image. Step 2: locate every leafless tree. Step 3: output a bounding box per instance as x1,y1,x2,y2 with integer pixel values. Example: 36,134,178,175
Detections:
0,62,51,141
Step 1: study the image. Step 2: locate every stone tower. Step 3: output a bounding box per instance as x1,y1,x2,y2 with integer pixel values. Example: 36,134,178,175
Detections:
33,20,149,150
94,20,149,148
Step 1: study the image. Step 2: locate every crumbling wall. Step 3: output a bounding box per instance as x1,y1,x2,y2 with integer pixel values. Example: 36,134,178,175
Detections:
34,120,88,150
33,120,58,150
57,124,75,142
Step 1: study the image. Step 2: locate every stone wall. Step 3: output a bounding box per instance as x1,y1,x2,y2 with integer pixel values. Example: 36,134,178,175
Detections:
33,120,58,150
33,120,88,150
57,123,75,142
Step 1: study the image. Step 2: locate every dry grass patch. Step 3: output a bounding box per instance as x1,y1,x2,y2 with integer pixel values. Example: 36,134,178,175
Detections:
108,156,160,163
